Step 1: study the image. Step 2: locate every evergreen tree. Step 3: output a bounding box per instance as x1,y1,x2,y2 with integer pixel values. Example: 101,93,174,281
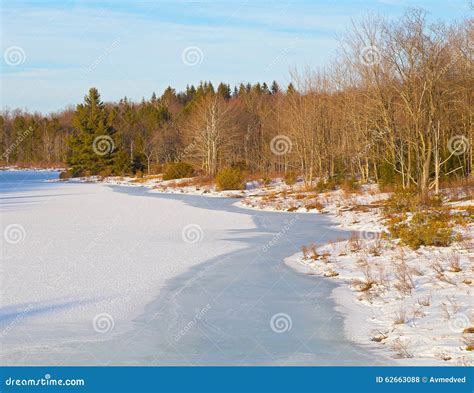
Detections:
217,82,231,99
253,82,262,94
271,80,280,95
68,87,117,176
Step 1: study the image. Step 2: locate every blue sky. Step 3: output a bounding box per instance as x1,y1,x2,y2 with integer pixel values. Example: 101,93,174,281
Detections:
1,0,471,113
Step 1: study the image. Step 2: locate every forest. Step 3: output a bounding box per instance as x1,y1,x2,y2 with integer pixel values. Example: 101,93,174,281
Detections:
1,10,472,195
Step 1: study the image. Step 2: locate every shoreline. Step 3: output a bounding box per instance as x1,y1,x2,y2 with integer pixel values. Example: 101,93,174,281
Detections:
0,165,65,172
101,184,386,365
5,170,471,365
77,177,395,363
82,174,473,366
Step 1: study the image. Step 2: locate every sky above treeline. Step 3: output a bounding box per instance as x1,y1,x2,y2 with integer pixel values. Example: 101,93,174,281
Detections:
1,0,471,114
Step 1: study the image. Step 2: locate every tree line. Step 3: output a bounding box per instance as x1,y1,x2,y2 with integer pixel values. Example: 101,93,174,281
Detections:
1,10,471,194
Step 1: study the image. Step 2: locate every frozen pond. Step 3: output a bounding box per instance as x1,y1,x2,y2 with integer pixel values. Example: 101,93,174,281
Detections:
86,187,388,365
1,172,389,365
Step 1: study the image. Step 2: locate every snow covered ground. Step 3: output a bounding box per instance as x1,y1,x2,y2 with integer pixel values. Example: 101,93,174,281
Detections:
286,236,473,365
11,172,471,365
81,175,473,365
1,180,255,364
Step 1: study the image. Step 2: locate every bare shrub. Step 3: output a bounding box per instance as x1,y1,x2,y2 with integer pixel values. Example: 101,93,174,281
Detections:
394,303,407,324
370,330,388,342
376,266,391,290
434,351,452,361
368,238,383,256
353,265,375,292
446,252,462,272
412,304,426,319
417,294,432,307
309,243,319,260
440,296,461,320
301,245,309,259
320,251,331,262
462,335,474,351
392,338,414,358
324,269,339,277
393,257,415,295
430,259,455,284
348,232,362,252
431,260,445,276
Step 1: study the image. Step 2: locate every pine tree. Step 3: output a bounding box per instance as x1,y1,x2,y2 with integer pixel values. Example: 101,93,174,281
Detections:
68,87,117,176
271,80,280,95
217,82,231,99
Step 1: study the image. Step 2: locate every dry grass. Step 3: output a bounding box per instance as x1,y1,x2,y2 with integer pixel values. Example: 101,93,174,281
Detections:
368,238,383,256
324,269,339,277
393,257,415,295
353,264,376,292
242,171,274,183
440,296,461,320
417,294,431,307
439,177,474,199
301,243,319,260
394,303,407,324
178,175,215,187
431,260,456,285
309,243,319,260
446,252,462,273
370,330,388,342
301,245,309,260
348,232,362,252
392,337,414,358
435,352,452,361
320,251,331,261
376,266,391,290
133,174,162,183
462,335,474,351
305,201,324,211
412,304,426,319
